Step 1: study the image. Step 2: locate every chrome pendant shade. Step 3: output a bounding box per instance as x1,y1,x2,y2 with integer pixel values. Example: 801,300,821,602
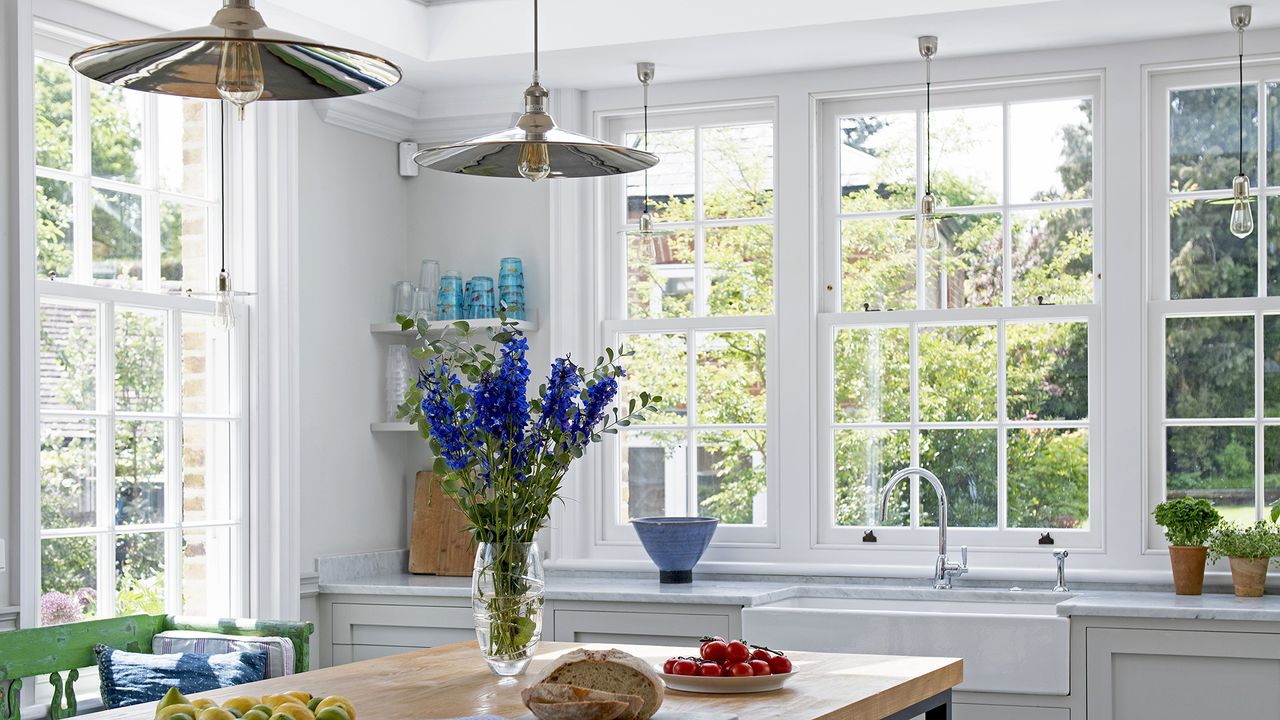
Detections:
414,0,658,180
69,0,401,116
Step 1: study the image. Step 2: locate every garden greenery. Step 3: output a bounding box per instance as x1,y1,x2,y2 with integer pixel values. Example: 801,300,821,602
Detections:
1209,520,1280,562
1152,497,1222,547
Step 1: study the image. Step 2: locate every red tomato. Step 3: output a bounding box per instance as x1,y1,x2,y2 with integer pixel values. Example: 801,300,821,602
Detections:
727,661,755,677
750,647,774,662
749,659,772,676
768,654,793,674
699,662,724,677
700,640,728,663
724,640,751,664
673,658,699,676
663,657,678,674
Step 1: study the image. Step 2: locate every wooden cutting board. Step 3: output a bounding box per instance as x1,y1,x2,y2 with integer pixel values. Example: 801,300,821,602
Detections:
409,471,476,575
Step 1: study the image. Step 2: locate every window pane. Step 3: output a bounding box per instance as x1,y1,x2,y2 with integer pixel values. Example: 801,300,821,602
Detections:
923,212,1001,309
40,299,98,411
93,187,143,287
1166,425,1254,525
115,307,167,412
115,420,166,525
696,330,766,425
619,332,687,425
1007,321,1089,421
36,176,75,279
1008,97,1093,202
182,527,232,617
840,112,916,213
705,225,773,315
1169,84,1257,194
182,313,231,415
115,531,166,615
619,430,686,521
35,57,74,171
931,105,1002,207
1268,196,1280,297
1008,428,1089,529
183,421,232,522
90,83,143,184
626,128,694,223
1268,315,1280,417
833,326,910,423
1169,199,1256,299
1270,82,1280,187
834,429,910,526
920,428,998,527
1166,315,1252,419
1012,207,1093,305
841,217,915,311
157,96,210,197
626,230,694,319
696,429,765,525
41,536,98,625
41,420,97,530
918,324,997,422
702,124,774,220
161,202,210,291
1265,426,1280,511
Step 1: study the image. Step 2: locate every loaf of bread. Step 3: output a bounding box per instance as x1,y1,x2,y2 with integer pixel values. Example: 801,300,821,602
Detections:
529,649,665,720
526,700,629,720
522,683,643,717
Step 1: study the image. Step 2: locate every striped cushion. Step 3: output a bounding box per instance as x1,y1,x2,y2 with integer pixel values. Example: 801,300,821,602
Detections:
152,631,296,678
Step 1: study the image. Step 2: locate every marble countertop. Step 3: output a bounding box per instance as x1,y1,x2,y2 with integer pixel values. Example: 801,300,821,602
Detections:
316,550,1280,622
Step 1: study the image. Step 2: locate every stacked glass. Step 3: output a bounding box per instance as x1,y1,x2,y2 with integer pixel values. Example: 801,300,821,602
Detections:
438,271,464,320
385,345,412,422
468,276,496,319
498,257,526,320
416,259,441,320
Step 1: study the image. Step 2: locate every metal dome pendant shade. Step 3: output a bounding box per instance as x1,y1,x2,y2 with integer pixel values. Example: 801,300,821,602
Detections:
1208,5,1256,241
69,0,402,119
414,0,658,180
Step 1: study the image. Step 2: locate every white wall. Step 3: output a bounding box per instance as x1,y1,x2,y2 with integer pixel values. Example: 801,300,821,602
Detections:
296,103,412,570
1,0,19,611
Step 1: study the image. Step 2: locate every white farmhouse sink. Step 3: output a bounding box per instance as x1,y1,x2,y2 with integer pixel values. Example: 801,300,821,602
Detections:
741,588,1070,695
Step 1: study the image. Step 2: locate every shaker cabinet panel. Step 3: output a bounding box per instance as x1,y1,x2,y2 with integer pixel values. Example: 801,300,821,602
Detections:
1085,627,1280,720
552,609,731,646
331,602,474,648
953,704,1068,720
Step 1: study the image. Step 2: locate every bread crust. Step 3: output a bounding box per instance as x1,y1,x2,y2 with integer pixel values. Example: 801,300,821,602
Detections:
526,700,629,720
521,683,643,716
530,649,665,720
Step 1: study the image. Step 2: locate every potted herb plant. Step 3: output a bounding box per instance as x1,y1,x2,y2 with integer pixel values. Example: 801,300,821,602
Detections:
1152,497,1222,595
1209,521,1280,597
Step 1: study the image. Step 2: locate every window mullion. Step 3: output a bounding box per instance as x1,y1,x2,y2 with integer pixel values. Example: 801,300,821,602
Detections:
908,323,920,527
143,95,160,292
1002,102,1014,309
684,331,698,516
1256,310,1266,521
100,300,118,618
167,310,184,613
997,320,1009,531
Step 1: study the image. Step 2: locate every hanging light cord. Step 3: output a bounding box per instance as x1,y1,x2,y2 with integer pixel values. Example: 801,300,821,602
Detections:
1238,24,1245,178
220,105,228,276
925,53,933,196
643,77,651,214
531,0,539,84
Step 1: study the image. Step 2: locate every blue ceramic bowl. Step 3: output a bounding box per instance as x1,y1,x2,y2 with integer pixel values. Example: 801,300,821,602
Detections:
630,517,719,584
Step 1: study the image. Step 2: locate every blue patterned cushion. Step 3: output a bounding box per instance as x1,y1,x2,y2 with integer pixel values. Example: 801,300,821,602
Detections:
94,643,267,709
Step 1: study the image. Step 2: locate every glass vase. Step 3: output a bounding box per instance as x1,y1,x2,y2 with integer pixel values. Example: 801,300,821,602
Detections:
472,541,545,676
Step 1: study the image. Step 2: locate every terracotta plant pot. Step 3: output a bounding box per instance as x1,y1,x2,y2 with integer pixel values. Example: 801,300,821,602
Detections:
1228,556,1270,597
1168,545,1208,595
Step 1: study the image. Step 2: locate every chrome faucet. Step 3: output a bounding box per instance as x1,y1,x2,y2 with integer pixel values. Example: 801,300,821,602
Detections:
879,466,969,589
1053,550,1069,592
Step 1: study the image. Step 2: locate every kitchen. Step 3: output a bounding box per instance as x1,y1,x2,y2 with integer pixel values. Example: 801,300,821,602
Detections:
3,1,1280,718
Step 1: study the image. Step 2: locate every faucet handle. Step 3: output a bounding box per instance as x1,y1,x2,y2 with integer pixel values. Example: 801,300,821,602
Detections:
960,545,968,568
1053,549,1069,561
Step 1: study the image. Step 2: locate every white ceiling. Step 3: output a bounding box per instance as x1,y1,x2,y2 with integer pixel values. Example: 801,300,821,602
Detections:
66,0,1280,105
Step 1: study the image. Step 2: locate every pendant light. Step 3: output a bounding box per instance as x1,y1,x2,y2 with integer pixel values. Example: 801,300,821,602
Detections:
201,109,253,331
413,0,659,180
899,36,955,251
1210,6,1255,238
624,62,674,238
69,0,402,119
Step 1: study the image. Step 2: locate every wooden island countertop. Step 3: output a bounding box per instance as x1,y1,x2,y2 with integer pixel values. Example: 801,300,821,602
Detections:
92,641,962,720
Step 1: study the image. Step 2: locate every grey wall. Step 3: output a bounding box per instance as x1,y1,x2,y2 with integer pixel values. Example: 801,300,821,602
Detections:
296,103,412,570
2,0,20,612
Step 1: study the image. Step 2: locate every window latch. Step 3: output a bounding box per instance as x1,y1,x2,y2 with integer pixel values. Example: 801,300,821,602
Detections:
862,529,878,543
1038,532,1055,545
862,303,883,312
1036,295,1055,306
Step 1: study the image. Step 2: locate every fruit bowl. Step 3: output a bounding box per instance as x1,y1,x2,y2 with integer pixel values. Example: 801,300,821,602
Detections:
655,668,797,694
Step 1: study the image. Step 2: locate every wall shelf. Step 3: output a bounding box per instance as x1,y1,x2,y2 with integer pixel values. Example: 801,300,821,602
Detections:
370,312,539,337
370,422,418,433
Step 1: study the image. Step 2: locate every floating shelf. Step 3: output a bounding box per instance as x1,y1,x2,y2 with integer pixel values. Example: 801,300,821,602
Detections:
370,422,418,433
370,312,539,337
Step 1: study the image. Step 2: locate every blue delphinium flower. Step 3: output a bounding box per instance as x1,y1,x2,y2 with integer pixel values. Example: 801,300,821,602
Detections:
472,335,531,442
539,356,580,435
418,364,474,470
570,369,622,443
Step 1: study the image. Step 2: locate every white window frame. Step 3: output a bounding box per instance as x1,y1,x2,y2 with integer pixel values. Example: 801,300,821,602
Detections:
1145,62,1280,551
815,76,1105,550
597,102,781,546
29,20,251,622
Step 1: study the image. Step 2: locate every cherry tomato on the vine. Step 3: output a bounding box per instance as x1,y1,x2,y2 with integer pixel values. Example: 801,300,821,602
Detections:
768,654,793,674
700,639,728,663
749,659,773,676
699,662,724,677
724,640,751,664
663,657,678,674
672,658,699,676
750,647,774,662
727,661,755,677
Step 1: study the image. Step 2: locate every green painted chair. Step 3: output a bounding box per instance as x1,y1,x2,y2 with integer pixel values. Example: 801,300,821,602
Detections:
0,614,313,720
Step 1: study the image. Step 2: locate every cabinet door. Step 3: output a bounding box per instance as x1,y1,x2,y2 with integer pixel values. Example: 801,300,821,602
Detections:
1086,627,1280,720
954,704,1068,720
332,603,474,648
552,609,730,645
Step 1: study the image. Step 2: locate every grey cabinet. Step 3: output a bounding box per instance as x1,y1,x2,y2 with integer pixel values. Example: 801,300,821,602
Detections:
1085,626,1280,720
324,598,474,666
548,601,740,646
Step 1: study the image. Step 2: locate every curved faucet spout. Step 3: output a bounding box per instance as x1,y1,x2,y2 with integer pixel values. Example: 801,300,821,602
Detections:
878,466,966,588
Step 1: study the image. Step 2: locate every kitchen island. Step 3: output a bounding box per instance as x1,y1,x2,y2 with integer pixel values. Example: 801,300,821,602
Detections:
92,641,962,720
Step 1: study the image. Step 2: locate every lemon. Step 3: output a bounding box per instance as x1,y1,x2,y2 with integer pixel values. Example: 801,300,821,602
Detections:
261,695,296,710
192,698,218,710
198,709,237,720
156,704,200,720
223,697,257,714
284,691,312,704
315,696,356,720
313,708,350,720
270,702,316,720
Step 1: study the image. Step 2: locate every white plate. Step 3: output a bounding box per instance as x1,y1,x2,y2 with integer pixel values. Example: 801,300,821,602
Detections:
656,668,797,694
